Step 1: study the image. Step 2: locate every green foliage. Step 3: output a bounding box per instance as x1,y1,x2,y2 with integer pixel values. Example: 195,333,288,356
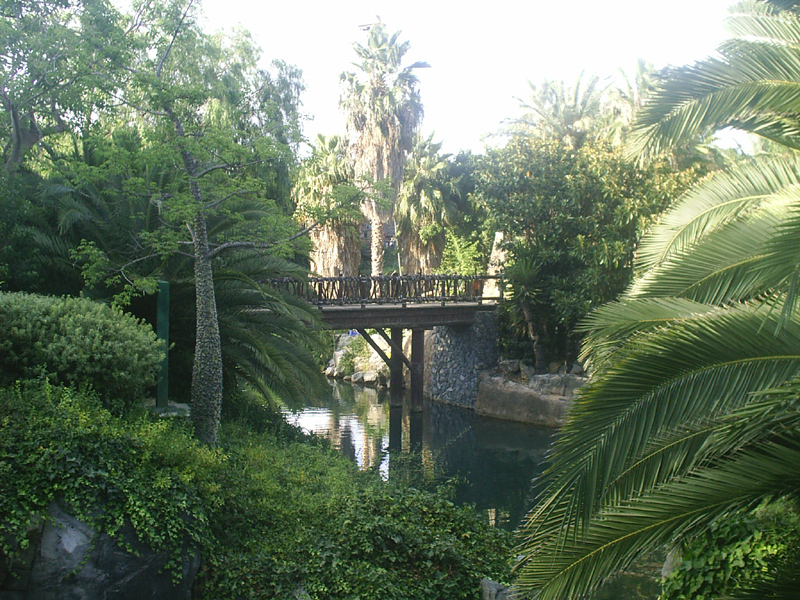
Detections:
1,381,512,598
0,382,222,573
199,424,513,599
337,335,372,377
475,136,694,361
0,292,164,413
514,5,800,597
437,231,485,275
661,503,800,600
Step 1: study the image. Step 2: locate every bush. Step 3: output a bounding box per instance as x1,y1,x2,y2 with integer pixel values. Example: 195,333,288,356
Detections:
661,502,800,600
0,382,222,574
0,292,164,413
1,382,512,599
197,423,513,599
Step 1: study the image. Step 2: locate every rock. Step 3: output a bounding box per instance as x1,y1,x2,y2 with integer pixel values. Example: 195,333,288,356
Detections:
351,371,365,384
2,502,199,600
476,374,570,427
519,363,537,382
481,578,511,600
569,361,585,376
498,359,520,375
362,370,379,386
548,361,564,374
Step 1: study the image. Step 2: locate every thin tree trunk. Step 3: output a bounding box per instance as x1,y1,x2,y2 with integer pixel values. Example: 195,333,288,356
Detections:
521,300,547,373
167,106,224,446
191,215,223,446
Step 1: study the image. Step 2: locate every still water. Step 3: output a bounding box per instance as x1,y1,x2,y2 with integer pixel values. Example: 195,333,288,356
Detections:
285,379,663,599
284,379,554,530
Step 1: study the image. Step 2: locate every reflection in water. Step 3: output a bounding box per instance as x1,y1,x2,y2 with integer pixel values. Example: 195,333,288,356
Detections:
284,379,555,530
285,380,662,597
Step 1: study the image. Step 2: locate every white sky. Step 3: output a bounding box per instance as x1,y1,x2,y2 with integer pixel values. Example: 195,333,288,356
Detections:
199,0,737,155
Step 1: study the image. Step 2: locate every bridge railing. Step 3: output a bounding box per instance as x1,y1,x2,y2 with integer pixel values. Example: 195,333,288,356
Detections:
269,274,501,307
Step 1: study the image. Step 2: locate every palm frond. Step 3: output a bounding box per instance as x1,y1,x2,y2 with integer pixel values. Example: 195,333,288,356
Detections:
522,302,800,555
629,4,800,159
629,194,793,303
516,438,800,600
634,155,800,272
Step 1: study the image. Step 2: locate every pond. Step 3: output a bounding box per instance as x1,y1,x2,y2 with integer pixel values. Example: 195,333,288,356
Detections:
284,379,662,598
284,379,553,530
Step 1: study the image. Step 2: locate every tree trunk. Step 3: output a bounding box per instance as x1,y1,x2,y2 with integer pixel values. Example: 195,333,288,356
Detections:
521,300,548,373
167,106,224,446
191,216,223,446
398,229,445,275
309,221,361,277
370,213,384,276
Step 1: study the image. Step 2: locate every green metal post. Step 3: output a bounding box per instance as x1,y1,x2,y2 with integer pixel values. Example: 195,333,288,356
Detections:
156,280,169,410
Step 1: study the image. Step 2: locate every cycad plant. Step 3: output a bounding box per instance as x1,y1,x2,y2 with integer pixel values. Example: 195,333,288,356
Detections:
515,2,800,598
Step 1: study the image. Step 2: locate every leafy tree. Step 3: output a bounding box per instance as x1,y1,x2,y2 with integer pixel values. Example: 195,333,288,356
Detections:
3,0,324,445
474,136,690,363
340,23,428,276
515,2,800,598
0,0,127,169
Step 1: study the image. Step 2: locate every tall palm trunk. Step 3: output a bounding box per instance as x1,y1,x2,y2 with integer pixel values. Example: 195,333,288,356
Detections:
398,228,445,274
309,222,361,276
369,213,384,276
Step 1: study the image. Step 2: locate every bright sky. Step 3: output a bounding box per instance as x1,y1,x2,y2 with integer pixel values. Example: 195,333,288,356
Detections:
200,0,737,155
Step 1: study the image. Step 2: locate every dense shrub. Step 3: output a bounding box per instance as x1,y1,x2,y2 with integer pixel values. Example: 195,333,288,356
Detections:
0,292,164,413
198,423,513,599
0,382,222,573
661,503,800,600
0,384,512,599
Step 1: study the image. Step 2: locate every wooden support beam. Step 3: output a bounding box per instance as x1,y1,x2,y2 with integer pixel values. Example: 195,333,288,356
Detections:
356,329,391,367
376,327,411,369
389,327,404,406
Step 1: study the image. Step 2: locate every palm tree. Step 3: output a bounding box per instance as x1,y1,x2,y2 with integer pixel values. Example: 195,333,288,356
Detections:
394,133,457,274
515,2,800,599
514,72,605,149
339,23,428,276
293,134,363,276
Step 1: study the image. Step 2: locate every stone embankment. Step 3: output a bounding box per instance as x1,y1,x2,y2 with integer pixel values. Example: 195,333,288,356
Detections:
474,360,586,428
323,311,588,428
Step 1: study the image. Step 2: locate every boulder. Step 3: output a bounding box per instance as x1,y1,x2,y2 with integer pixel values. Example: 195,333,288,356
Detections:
481,578,511,600
475,371,586,427
497,359,520,375
362,370,380,386
2,502,199,600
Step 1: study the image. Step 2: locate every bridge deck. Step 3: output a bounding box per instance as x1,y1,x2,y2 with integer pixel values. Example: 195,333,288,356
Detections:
317,301,498,330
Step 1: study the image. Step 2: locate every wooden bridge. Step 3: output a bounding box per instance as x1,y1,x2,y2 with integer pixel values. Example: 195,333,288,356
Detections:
270,274,501,408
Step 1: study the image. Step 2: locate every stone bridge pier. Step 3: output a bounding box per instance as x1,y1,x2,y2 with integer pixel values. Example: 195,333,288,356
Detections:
424,310,499,408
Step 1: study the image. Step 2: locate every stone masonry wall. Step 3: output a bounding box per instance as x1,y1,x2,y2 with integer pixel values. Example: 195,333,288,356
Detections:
425,310,499,408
